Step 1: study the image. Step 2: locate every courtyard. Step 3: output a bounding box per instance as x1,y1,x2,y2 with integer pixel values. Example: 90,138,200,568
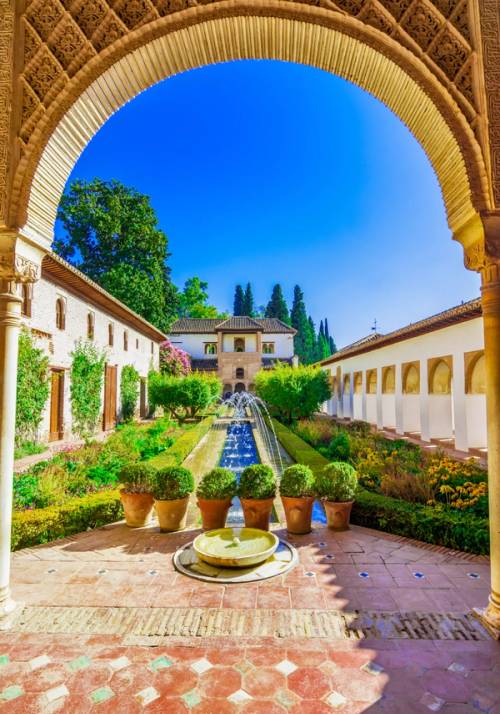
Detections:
1,517,497,713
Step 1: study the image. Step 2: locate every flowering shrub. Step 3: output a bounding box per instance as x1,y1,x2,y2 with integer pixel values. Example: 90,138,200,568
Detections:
291,418,487,515
159,339,191,376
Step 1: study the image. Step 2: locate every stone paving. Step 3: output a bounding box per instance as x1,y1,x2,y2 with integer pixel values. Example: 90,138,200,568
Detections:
0,521,498,712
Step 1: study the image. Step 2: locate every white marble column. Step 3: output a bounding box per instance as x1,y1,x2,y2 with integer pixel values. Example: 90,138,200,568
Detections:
0,283,22,616
361,371,367,422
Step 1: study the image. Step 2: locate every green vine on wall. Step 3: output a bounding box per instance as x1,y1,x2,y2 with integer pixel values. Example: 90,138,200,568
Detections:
120,364,140,422
70,340,106,437
16,328,50,445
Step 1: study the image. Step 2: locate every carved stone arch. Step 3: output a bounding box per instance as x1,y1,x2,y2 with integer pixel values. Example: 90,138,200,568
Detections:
5,2,493,252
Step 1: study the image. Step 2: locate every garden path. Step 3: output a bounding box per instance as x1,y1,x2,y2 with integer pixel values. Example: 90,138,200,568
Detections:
0,521,497,712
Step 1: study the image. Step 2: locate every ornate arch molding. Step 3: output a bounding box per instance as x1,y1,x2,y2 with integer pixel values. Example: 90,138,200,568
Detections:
10,1,492,246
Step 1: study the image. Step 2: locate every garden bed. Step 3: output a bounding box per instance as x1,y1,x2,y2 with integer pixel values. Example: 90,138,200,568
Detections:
11,415,215,550
272,418,489,555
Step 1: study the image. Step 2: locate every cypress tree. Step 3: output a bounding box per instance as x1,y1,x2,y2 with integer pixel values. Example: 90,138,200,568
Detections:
329,336,337,354
291,285,310,364
233,284,244,316
242,283,255,317
265,284,290,324
308,316,318,364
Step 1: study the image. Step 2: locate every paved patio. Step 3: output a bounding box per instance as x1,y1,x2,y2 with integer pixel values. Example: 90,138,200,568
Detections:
0,520,498,713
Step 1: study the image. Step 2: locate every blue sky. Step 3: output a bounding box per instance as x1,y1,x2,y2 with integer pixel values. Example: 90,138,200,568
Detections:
59,59,479,347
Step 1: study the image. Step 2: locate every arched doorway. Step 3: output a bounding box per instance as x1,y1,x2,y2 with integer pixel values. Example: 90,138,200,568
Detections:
0,0,499,633
234,382,246,393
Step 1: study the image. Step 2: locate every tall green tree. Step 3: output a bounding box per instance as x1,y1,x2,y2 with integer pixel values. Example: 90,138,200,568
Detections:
265,284,290,324
242,283,255,317
317,319,330,361
324,318,337,354
291,285,313,364
55,178,178,332
178,277,224,318
308,316,318,363
233,284,245,316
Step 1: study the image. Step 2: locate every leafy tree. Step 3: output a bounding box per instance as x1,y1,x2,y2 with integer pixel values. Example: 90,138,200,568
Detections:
70,340,106,437
16,329,50,445
120,365,140,422
55,178,178,332
308,316,317,363
147,373,221,422
291,285,314,364
255,363,331,423
178,277,223,318
316,320,330,361
233,285,245,316
242,283,255,317
265,284,290,324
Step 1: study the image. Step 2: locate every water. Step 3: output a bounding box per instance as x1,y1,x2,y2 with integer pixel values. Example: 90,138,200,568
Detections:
219,421,260,524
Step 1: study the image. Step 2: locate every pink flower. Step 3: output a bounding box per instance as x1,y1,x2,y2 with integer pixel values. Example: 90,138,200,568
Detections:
159,339,191,376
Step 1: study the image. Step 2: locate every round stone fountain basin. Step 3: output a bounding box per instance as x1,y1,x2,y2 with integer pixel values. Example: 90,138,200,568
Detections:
193,527,279,568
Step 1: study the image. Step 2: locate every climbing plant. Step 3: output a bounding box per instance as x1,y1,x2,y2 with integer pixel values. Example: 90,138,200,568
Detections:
16,328,50,445
70,340,106,437
120,365,140,422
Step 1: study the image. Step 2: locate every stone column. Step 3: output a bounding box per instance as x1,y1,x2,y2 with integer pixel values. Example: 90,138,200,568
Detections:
0,282,21,616
476,259,500,636
0,252,40,619
361,371,367,422
349,371,354,419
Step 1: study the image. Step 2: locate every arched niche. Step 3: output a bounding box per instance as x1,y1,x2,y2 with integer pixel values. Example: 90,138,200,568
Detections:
382,366,396,394
466,351,486,394
403,362,420,394
366,369,377,395
343,374,351,395
353,372,363,395
429,357,452,395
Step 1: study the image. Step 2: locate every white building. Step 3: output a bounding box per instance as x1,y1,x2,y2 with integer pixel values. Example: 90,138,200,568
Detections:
20,252,165,443
169,317,296,394
319,299,486,454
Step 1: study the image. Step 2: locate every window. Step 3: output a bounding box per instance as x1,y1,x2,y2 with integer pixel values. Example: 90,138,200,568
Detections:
205,343,217,355
21,284,32,318
151,341,154,354
124,331,128,351
87,312,95,340
236,367,244,379
262,342,274,354
234,337,245,352
108,323,114,347
55,297,65,330
136,338,139,350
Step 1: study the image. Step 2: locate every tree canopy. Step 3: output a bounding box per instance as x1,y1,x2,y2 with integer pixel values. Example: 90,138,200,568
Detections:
242,283,255,317
255,363,331,423
178,277,226,319
233,284,245,316
55,178,178,332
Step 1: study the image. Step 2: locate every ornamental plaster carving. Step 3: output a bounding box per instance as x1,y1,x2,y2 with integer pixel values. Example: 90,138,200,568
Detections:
0,255,40,283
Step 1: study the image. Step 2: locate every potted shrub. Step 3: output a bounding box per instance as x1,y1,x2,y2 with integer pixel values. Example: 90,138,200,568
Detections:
118,463,156,528
280,464,316,535
316,462,358,531
151,466,194,532
197,467,237,530
238,464,276,531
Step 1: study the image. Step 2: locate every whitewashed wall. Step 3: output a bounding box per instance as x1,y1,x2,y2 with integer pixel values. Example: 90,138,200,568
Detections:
322,317,486,452
22,276,161,442
171,332,294,359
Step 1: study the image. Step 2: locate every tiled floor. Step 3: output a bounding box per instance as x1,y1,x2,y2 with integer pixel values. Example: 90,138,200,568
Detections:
1,521,497,712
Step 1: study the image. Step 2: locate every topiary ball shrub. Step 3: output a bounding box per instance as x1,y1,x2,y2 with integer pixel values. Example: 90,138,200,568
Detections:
197,468,237,500
327,432,351,462
151,466,194,501
238,464,276,500
316,462,358,502
118,463,156,494
280,464,315,498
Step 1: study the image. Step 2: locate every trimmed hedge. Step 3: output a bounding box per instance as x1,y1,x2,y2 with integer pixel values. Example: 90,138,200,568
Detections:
12,490,122,551
272,419,489,555
11,415,215,551
148,415,215,469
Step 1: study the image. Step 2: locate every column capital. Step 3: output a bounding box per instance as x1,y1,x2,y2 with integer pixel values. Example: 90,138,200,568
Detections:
457,211,500,282
0,233,44,298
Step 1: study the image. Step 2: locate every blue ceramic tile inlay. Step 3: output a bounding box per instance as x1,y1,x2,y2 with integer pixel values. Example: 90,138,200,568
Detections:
467,572,480,579
358,571,370,578
413,572,425,579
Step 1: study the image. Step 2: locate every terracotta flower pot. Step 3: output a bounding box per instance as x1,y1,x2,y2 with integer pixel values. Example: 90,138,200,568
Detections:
324,500,354,531
197,498,233,530
120,491,154,528
154,496,190,532
281,496,314,535
240,497,274,531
